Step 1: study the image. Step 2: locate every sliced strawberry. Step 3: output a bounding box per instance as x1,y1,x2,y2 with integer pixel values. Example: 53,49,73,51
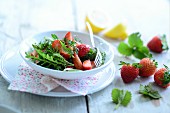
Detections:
60,48,70,59
30,50,38,57
65,32,73,40
64,32,74,50
52,40,61,50
91,61,96,69
77,44,90,57
73,52,83,70
83,60,92,70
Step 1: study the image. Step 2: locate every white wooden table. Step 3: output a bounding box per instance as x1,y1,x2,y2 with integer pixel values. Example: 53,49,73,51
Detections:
0,0,169,113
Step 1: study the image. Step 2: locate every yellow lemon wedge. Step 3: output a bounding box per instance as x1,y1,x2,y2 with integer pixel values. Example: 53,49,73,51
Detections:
85,10,109,33
104,23,128,40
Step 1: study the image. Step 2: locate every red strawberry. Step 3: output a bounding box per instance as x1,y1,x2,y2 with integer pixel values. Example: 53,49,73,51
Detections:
83,60,92,70
52,40,61,49
65,32,73,41
64,32,74,50
120,61,141,83
147,35,169,53
139,58,157,77
154,65,170,88
60,48,70,59
77,44,90,57
73,52,83,70
52,40,70,59
91,61,96,69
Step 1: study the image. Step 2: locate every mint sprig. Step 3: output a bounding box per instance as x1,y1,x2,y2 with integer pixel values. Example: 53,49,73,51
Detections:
118,32,150,59
139,83,161,99
111,88,132,110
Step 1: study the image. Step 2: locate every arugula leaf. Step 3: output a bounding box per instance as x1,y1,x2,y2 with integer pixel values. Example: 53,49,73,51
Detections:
128,32,143,48
112,88,132,110
26,45,74,70
139,83,161,99
60,40,74,57
51,34,58,40
118,42,133,56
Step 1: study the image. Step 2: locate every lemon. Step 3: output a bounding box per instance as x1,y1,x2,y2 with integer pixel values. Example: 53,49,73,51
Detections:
104,23,128,40
85,10,109,33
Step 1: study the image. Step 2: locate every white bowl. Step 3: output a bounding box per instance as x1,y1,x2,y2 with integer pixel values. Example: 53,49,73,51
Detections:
19,30,114,79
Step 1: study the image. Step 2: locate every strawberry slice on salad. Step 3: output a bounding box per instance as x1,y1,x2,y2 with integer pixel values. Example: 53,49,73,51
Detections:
65,32,73,42
64,32,74,50
73,52,83,70
52,39,71,59
83,59,92,70
52,40,61,49
77,44,90,57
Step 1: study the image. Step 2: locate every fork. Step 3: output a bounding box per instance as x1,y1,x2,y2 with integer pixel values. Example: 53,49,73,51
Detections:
86,22,102,67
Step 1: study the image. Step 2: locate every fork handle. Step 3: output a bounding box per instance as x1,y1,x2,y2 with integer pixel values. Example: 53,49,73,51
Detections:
86,22,95,47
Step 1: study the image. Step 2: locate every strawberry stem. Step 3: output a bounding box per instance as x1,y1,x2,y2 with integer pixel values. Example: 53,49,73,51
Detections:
160,34,169,51
163,65,170,85
119,61,130,65
132,63,142,68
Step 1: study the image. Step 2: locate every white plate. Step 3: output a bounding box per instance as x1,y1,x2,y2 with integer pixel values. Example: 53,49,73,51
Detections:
0,46,116,97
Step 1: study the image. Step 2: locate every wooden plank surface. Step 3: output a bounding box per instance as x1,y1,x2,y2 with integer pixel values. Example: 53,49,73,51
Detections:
0,0,170,113
0,0,87,113
75,0,170,113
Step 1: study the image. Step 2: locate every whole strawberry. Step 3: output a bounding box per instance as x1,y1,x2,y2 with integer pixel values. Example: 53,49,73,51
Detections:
139,58,157,77
154,65,170,88
147,35,169,53
120,61,141,83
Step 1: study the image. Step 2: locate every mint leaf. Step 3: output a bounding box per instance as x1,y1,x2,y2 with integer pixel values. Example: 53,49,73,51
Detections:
112,88,132,110
128,32,143,48
138,46,149,54
121,91,132,106
117,32,151,59
112,89,120,104
139,83,161,99
133,50,146,59
118,42,133,56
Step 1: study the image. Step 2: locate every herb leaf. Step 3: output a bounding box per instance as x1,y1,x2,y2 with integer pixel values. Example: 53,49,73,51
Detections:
133,50,147,59
117,32,151,59
128,32,143,48
139,83,161,99
51,34,58,40
112,88,132,110
121,91,132,106
118,42,133,56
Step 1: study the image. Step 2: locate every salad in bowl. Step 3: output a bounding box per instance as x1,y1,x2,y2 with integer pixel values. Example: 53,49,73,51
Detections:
19,31,114,79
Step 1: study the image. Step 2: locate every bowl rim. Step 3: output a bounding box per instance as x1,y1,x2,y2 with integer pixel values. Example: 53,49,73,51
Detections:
19,30,114,74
